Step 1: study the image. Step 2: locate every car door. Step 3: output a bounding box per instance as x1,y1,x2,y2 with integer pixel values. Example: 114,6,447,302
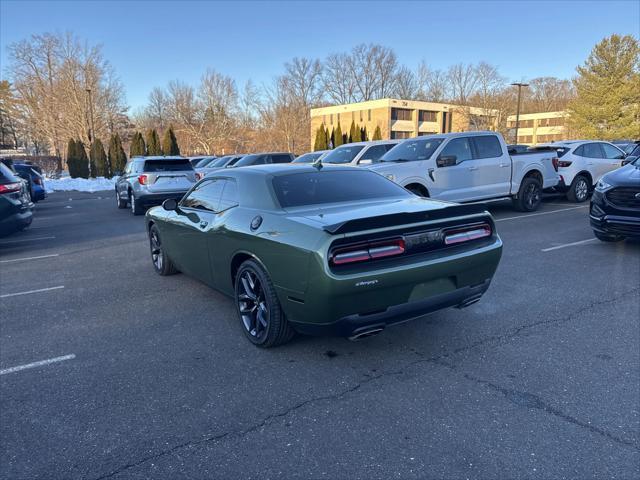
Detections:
469,135,511,199
600,143,626,174
431,137,475,201
208,179,241,288
581,143,607,183
117,161,133,198
170,178,226,285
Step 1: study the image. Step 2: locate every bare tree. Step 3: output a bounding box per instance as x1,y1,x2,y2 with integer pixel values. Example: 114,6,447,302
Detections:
417,62,449,102
524,77,575,113
447,63,479,104
323,52,357,104
393,66,419,99
283,57,323,106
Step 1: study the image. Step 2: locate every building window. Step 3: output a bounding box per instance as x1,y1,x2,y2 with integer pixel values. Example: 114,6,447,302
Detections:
391,131,412,139
322,115,326,124
391,108,412,121
351,111,355,121
359,110,363,122
548,117,565,127
337,113,340,123
418,110,438,122
368,109,371,121
330,114,333,125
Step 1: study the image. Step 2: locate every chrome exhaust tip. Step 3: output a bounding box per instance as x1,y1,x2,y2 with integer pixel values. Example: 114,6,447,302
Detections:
348,327,385,341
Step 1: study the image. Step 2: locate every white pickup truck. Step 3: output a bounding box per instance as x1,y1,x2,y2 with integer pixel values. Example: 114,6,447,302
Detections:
369,131,560,211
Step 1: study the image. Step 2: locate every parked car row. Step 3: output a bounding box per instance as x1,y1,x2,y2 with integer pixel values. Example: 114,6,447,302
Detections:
0,160,35,237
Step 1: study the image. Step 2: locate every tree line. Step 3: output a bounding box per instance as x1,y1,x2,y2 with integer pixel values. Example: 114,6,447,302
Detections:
1,32,638,169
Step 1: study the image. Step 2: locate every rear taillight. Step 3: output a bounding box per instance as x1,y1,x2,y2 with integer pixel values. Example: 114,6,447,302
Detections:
138,174,148,185
0,182,22,194
443,224,492,246
558,160,572,168
33,176,43,185
552,157,559,172
330,238,405,266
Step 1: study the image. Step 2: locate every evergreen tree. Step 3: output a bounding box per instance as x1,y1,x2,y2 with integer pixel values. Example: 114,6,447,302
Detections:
361,126,368,141
66,138,78,177
146,129,163,155
353,124,362,143
109,133,127,174
130,131,146,157
329,128,335,149
334,122,343,147
349,121,357,144
90,139,109,178
567,34,640,140
76,141,90,179
342,133,348,145
325,127,331,149
313,126,322,151
162,126,180,155
372,125,382,141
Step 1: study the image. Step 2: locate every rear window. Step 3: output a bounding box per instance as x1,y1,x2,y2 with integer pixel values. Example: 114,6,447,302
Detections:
272,170,411,208
0,162,19,183
528,146,571,158
472,135,503,159
143,159,192,172
235,154,267,167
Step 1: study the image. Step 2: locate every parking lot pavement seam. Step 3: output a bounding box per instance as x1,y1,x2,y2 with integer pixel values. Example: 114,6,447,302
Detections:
90,287,640,479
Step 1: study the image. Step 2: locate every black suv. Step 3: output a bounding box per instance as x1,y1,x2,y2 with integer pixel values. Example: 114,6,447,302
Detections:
590,156,640,242
0,161,33,237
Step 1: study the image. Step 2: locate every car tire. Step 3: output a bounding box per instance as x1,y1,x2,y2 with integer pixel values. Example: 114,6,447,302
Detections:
594,231,624,242
116,189,127,209
567,175,590,203
149,224,178,275
512,177,542,212
130,191,144,215
235,259,294,348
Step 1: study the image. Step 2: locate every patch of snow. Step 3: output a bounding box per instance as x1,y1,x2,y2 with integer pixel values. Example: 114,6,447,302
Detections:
44,176,118,193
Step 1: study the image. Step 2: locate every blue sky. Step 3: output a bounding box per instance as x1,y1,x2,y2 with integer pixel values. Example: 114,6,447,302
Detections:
1,0,638,110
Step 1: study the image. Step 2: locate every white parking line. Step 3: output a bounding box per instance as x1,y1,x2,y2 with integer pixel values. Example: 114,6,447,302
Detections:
0,285,64,298
495,205,588,222
542,238,598,252
0,235,55,245
0,354,76,376
0,254,59,264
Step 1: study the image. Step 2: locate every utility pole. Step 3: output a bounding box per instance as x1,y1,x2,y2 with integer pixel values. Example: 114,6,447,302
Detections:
511,82,529,144
86,88,96,176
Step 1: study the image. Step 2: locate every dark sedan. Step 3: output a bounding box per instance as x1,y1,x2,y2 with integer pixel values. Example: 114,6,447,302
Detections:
0,162,33,237
590,156,640,241
14,163,46,202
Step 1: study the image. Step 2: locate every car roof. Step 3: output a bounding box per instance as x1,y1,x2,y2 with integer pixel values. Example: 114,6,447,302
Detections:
131,156,187,161
335,140,400,147
216,163,361,177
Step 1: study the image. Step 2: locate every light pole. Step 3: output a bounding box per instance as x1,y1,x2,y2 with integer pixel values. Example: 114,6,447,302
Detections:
511,82,529,144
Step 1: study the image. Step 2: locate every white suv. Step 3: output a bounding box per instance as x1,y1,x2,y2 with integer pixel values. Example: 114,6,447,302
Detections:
531,141,626,202
321,140,400,166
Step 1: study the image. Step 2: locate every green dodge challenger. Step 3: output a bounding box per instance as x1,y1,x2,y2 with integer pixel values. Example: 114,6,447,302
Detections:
145,164,503,347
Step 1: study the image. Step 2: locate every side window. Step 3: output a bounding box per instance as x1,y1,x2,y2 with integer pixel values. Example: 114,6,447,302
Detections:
472,135,503,159
361,145,387,161
272,154,292,164
219,179,239,211
181,178,225,212
574,145,585,156
601,143,624,159
252,155,267,165
384,143,397,152
440,137,473,163
123,162,132,174
582,143,604,158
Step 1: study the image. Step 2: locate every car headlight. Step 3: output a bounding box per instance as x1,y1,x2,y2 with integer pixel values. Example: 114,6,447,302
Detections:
595,179,613,192
385,174,395,182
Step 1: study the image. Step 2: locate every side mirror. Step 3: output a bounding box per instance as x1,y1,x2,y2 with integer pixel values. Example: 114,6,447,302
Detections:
622,155,637,166
162,198,178,211
358,158,373,165
436,155,457,167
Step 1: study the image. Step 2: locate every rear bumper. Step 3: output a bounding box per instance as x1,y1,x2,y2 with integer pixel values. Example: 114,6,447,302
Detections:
0,209,33,237
290,278,491,337
137,191,188,207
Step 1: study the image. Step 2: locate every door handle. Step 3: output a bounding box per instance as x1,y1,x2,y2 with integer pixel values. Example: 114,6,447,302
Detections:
499,163,509,168
468,166,479,171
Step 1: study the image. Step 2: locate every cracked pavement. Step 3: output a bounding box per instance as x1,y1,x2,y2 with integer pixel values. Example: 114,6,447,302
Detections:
1,192,639,479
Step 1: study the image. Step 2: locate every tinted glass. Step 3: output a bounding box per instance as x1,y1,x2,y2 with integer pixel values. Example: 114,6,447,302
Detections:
293,152,322,163
322,145,364,164
601,144,624,159
235,154,267,167
630,145,640,157
272,154,292,164
440,138,473,162
227,156,244,166
582,143,603,158
219,179,239,210
473,136,503,159
206,156,232,168
195,157,216,168
381,138,443,162
144,159,192,172
0,162,19,182
273,170,411,208
181,178,225,211
361,145,387,162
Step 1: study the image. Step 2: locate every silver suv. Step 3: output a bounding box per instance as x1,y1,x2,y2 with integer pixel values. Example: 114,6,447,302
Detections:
116,156,197,215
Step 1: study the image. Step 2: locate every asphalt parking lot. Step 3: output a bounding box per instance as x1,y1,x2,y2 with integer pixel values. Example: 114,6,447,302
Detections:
1,191,639,479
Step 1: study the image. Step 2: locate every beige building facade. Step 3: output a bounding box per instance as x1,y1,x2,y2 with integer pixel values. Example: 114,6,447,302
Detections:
310,98,498,146
506,111,570,145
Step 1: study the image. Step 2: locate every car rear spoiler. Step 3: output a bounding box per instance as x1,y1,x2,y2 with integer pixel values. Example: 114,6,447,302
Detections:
323,203,490,234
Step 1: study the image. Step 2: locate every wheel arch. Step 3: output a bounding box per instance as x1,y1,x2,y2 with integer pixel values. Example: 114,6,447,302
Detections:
230,251,269,287
404,182,430,197
522,169,543,184
575,170,594,186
